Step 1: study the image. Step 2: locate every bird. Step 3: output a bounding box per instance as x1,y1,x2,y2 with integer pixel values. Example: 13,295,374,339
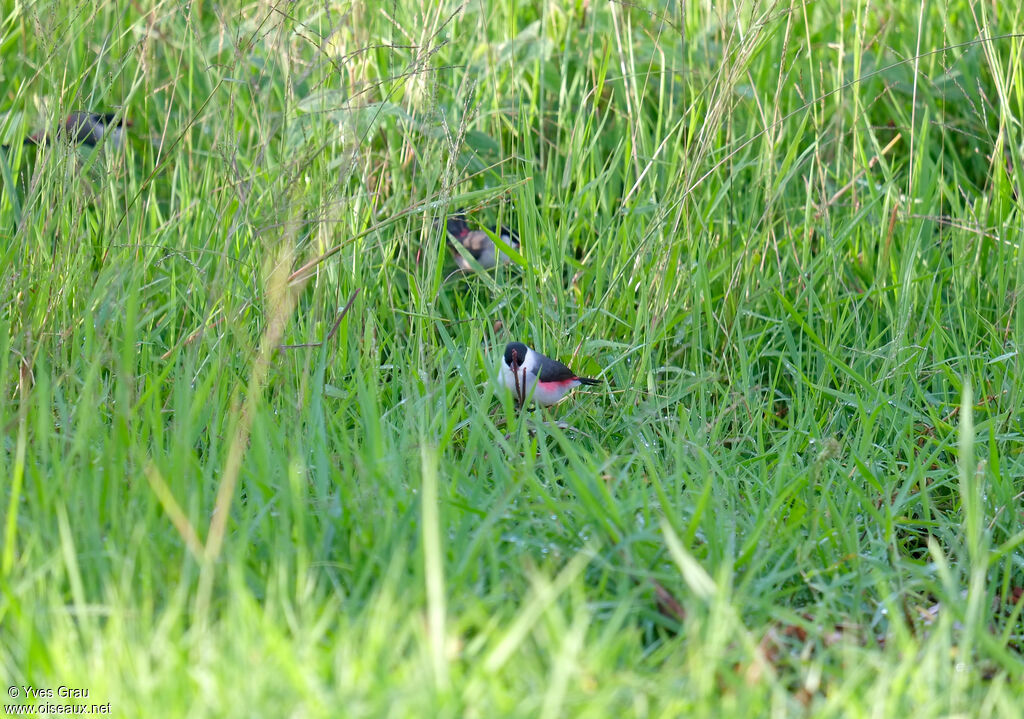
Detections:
445,214,519,270
23,111,130,148
500,341,601,406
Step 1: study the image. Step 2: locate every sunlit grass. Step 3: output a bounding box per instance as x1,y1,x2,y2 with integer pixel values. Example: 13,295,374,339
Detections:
1,0,1023,716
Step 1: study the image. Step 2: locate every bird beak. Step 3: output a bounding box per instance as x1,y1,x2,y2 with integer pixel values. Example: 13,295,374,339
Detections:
510,352,525,406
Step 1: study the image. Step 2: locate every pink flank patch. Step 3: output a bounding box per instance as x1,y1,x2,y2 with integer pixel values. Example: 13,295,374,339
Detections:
532,377,582,405
537,378,577,388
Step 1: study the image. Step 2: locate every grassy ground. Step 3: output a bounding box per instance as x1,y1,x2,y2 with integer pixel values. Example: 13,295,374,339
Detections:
2,0,1023,716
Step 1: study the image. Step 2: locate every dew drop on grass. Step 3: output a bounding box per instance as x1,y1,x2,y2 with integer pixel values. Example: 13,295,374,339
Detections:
501,533,524,547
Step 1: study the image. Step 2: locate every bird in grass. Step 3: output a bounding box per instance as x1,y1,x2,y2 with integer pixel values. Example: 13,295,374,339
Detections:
445,214,519,270
23,111,130,148
500,341,601,406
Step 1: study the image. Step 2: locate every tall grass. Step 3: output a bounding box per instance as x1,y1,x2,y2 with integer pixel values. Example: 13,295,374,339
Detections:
1,0,1023,715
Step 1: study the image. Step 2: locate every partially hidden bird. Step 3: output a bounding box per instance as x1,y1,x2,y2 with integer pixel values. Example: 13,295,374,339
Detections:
23,111,130,148
446,214,519,270
500,341,601,406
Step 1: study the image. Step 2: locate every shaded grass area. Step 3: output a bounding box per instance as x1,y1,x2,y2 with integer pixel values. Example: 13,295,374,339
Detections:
1,0,1023,715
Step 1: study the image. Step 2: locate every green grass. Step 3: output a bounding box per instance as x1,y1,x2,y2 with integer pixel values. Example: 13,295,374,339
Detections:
2,0,1024,716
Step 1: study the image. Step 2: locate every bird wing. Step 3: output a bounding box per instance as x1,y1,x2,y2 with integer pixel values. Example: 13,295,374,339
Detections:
534,353,581,382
